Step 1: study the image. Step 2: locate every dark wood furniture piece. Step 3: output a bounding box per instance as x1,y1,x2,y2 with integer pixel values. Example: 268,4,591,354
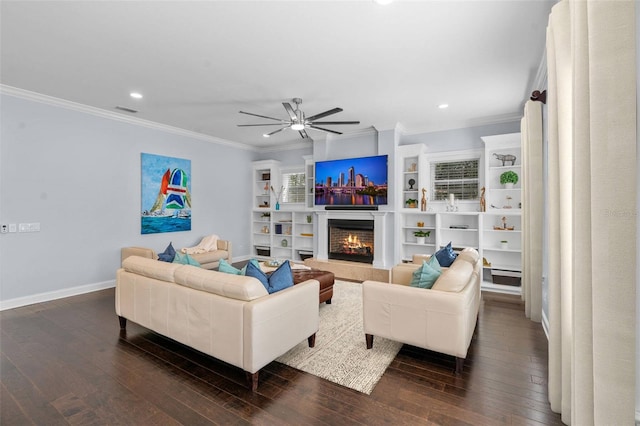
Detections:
291,269,335,304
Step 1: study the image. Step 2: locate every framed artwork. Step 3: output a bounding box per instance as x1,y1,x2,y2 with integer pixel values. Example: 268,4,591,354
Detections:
141,153,191,234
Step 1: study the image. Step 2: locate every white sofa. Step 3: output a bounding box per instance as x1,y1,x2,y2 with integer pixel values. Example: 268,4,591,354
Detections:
121,239,232,270
116,256,319,390
362,248,481,374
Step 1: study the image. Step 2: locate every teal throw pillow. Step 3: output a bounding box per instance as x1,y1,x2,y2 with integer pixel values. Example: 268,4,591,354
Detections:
245,260,294,294
157,242,176,262
426,254,442,274
434,241,457,267
172,252,201,267
218,258,259,275
410,260,441,289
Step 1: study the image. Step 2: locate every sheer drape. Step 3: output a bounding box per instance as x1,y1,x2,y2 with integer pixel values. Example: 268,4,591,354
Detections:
546,1,636,424
521,100,543,322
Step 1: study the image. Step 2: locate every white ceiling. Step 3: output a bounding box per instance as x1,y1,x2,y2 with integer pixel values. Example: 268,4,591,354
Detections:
0,0,554,149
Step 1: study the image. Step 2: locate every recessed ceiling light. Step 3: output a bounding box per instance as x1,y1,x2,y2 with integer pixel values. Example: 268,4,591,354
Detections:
438,104,449,109
130,92,143,99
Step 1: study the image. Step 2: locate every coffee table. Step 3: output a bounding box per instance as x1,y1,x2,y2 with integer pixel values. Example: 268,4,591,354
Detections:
260,261,334,304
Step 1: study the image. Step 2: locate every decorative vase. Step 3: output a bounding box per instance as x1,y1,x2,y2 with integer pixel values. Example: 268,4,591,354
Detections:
500,241,509,250
281,239,288,247
275,202,280,210
416,236,426,244
306,215,312,223
504,182,514,189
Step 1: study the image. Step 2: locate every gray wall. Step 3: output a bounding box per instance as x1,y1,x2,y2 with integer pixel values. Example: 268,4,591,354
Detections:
400,121,521,152
0,93,255,305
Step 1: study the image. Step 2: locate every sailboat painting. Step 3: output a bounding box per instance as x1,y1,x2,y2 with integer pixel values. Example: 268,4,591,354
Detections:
141,153,192,234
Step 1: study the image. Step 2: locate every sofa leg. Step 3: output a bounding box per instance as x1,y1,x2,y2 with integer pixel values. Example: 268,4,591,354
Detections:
118,316,127,330
455,357,464,375
247,371,259,392
365,334,373,349
307,333,316,348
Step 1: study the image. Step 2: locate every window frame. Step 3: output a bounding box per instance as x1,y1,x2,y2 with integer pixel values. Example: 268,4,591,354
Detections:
280,168,306,205
426,149,483,203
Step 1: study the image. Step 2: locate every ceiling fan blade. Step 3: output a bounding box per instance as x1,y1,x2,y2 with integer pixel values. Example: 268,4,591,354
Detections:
237,123,289,127
310,121,360,125
266,127,288,136
239,111,286,122
299,129,309,139
309,125,343,135
282,103,297,121
305,107,343,122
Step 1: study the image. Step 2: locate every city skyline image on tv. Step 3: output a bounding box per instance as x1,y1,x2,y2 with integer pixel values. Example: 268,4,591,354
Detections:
314,155,388,206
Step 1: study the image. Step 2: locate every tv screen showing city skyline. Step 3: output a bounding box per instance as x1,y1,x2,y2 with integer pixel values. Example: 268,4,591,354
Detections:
314,154,388,206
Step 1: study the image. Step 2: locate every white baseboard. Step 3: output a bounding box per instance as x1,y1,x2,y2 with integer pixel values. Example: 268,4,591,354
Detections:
542,309,549,340
0,280,115,311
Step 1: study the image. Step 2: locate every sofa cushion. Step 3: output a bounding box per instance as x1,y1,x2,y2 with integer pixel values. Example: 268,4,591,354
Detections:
245,260,294,294
173,265,268,301
157,242,176,262
432,259,473,292
173,252,202,267
435,242,458,267
409,260,441,289
122,256,181,283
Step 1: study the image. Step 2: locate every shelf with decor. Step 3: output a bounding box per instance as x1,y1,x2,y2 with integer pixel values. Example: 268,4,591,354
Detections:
481,133,523,295
399,212,437,261
436,212,480,250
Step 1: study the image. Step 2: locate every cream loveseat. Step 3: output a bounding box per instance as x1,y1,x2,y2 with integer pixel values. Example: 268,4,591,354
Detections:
116,256,319,391
362,248,481,374
121,239,232,270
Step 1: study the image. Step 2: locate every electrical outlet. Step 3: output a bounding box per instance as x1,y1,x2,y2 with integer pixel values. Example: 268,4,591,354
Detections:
18,223,29,232
9,224,17,233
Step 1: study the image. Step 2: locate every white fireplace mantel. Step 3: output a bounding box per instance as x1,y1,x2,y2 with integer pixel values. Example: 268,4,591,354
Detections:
315,210,389,269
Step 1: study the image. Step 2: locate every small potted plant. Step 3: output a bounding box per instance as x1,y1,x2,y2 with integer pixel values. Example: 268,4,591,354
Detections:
500,170,519,189
405,198,418,208
413,229,431,244
500,240,509,250
261,212,271,221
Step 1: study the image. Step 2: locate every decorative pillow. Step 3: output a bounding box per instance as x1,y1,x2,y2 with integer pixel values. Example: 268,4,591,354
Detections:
426,254,442,274
218,258,259,275
172,252,201,267
245,260,294,294
409,260,442,289
157,242,176,262
434,241,457,267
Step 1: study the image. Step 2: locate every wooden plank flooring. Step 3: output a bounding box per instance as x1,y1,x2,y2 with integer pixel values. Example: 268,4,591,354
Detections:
1,288,561,425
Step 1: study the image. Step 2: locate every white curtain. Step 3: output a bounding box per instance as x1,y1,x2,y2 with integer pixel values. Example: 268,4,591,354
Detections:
546,1,636,424
521,100,543,322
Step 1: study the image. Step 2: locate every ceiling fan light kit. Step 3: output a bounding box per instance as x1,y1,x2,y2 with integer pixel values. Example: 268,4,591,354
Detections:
238,98,360,139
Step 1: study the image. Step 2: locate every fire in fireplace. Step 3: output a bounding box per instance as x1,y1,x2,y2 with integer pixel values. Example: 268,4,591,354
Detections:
328,219,374,264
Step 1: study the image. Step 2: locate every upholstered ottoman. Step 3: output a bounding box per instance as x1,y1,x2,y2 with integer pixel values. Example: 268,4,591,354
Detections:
292,269,335,304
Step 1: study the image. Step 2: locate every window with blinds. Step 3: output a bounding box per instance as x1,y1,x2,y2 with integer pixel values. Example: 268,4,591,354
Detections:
281,172,306,203
431,159,479,201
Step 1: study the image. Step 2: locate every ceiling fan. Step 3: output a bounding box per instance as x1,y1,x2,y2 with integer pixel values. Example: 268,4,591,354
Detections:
238,98,360,139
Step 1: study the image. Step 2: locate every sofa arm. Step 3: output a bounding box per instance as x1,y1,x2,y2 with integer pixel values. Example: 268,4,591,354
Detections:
242,279,319,373
121,246,157,265
362,279,478,358
217,240,232,262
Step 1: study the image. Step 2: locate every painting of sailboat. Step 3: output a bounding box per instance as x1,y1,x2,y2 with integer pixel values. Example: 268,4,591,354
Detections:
141,153,191,234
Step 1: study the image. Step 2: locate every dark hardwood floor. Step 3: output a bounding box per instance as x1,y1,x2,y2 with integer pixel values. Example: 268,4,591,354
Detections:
1,286,561,425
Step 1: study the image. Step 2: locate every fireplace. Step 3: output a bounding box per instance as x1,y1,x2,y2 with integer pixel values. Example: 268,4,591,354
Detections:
328,219,374,264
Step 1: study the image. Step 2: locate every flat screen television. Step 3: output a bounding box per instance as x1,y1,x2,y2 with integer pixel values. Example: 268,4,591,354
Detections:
314,154,388,206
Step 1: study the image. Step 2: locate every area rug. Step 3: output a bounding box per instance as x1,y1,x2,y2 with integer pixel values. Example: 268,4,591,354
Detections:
276,280,402,394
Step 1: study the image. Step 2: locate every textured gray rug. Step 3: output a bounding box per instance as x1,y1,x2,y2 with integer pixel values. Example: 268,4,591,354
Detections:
276,280,403,394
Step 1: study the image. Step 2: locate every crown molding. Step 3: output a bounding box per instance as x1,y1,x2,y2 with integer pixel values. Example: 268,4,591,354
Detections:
397,112,523,137
0,85,257,151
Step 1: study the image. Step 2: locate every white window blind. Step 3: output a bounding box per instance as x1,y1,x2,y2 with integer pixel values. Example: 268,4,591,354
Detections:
431,159,479,201
281,172,306,203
